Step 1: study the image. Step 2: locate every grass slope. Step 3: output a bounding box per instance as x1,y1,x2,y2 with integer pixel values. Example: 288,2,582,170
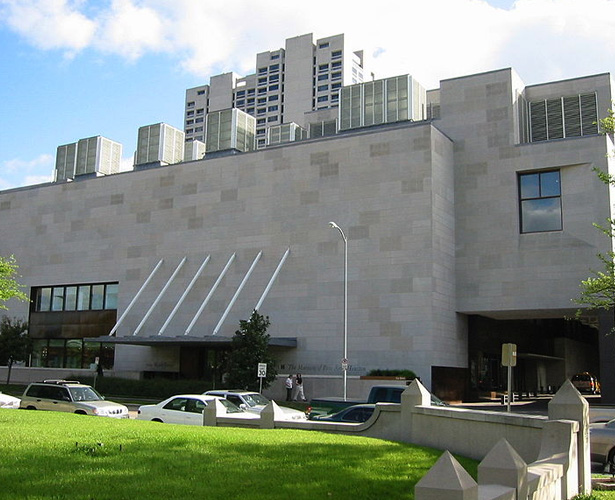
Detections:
0,409,478,500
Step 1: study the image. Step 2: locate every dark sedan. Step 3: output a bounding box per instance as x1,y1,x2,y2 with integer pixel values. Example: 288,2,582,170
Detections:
311,404,376,423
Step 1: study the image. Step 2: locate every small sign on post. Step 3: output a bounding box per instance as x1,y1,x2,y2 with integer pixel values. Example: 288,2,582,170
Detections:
501,343,517,413
501,343,517,367
257,363,267,393
341,358,348,371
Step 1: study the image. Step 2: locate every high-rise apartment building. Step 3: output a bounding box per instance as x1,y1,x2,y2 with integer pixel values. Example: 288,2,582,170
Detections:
184,33,365,148
54,136,122,182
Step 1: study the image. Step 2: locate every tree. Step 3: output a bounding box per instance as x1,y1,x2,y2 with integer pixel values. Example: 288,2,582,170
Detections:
0,255,28,309
0,316,31,384
224,310,278,391
574,111,615,315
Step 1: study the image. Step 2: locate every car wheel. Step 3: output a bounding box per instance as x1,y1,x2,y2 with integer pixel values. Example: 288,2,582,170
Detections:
607,449,615,472
74,410,87,415
152,418,163,423
26,405,37,410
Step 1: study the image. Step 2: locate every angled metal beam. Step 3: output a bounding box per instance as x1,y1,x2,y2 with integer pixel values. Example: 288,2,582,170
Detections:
133,257,187,336
254,247,290,312
213,251,262,336
109,259,164,336
185,253,236,336
158,255,211,336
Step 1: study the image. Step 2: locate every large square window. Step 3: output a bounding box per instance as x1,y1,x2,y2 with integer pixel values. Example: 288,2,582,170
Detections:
519,170,562,233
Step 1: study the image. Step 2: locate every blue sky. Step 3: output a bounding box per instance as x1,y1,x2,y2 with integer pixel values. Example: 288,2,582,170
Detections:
1,0,614,190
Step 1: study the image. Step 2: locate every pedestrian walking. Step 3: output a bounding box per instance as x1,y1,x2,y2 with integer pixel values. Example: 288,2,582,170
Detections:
294,373,306,401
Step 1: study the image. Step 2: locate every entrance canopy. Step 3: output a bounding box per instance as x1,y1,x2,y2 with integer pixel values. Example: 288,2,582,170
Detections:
91,335,297,348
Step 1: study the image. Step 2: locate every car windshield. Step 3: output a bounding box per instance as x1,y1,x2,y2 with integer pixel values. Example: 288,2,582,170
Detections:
219,399,243,413
242,393,269,407
69,386,103,402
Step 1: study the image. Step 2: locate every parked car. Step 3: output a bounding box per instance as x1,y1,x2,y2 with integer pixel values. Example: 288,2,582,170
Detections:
590,419,615,468
137,394,258,425
20,379,129,418
204,390,307,420
572,372,600,394
310,404,376,423
0,392,20,409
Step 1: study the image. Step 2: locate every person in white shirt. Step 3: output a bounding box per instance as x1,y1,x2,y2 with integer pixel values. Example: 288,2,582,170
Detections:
285,375,293,401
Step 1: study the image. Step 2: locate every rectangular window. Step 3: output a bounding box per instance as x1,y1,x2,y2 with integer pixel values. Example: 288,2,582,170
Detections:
519,170,562,233
77,285,91,310
105,284,118,310
319,42,329,49
65,286,77,311
332,50,342,58
91,284,105,310
50,287,64,311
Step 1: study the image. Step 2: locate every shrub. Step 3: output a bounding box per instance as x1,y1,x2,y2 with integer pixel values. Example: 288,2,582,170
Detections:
70,375,215,400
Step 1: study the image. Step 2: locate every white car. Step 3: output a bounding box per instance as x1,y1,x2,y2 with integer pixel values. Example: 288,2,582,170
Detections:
0,392,20,409
204,390,307,420
136,394,259,425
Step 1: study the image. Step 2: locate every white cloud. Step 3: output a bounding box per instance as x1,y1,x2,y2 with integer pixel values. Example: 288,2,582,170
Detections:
0,154,54,189
2,154,54,173
22,174,54,186
2,0,615,86
95,0,166,60
0,0,96,55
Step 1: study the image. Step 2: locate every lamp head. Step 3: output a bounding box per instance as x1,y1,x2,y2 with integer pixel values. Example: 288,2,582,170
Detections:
329,221,337,229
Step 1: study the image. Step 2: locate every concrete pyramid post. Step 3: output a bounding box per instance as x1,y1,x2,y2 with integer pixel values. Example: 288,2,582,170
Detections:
260,399,285,429
548,379,590,495
402,378,432,409
415,450,478,500
203,398,226,426
478,438,527,498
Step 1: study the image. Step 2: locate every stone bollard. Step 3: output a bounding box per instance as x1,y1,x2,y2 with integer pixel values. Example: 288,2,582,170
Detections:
548,379,589,495
415,451,478,500
203,398,226,426
259,400,286,429
478,438,528,499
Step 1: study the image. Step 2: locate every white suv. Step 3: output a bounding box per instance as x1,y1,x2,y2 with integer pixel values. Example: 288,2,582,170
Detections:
20,380,129,418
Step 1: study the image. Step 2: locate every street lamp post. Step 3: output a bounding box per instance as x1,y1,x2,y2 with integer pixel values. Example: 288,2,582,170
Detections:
329,221,348,401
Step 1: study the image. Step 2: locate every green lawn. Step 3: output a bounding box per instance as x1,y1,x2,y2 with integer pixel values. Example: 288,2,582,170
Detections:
0,409,478,500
